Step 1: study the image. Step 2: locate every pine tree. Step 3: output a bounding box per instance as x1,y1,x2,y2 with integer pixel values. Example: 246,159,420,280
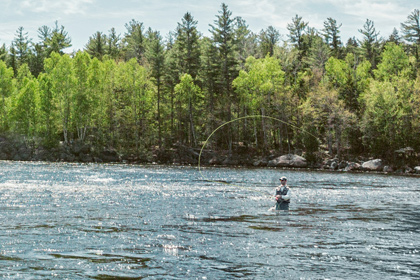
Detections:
145,30,166,147
12,27,31,71
123,19,146,63
260,26,281,57
322,17,342,58
209,3,238,152
235,17,258,67
401,9,420,64
287,15,308,53
85,31,107,59
107,28,121,60
358,19,380,69
176,12,201,79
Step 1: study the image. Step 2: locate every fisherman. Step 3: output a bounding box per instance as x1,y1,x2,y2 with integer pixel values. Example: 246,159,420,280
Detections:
275,176,290,210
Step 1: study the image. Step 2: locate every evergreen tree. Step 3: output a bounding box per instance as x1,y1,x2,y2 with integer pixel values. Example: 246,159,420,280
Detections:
176,12,201,79
37,21,72,57
388,28,402,45
107,27,121,60
199,37,220,141
85,31,107,59
287,14,308,54
48,22,72,54
260,26,281,57
322,17,342,58
11,26,32,71
145,29,166,147
0,44,7,62
306,36,330,79
358,19,380,69
30,43,45,77
343,37,359,56
209,3,238,152
401,9,420,64
235,17,258,67
164,37,181,141
123,19,146,63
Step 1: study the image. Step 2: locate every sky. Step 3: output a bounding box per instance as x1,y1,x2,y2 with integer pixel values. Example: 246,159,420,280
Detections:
0,0,419,52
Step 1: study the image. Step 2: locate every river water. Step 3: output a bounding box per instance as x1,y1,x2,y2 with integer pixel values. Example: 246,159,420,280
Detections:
0,161,419,279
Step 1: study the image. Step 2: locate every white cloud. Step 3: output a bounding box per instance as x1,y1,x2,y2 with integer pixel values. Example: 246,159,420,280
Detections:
19,0,94,15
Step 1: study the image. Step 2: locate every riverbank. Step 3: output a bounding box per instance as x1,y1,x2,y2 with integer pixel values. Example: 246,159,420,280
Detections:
1,136,419,176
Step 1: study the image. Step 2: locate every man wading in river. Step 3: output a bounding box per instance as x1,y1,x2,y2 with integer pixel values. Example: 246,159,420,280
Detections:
275,176,290,210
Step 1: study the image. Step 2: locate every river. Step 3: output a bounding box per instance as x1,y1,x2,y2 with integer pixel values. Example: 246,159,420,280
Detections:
0,161,419,279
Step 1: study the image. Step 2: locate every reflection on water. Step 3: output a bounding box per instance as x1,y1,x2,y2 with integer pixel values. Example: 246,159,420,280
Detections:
0,161,419,279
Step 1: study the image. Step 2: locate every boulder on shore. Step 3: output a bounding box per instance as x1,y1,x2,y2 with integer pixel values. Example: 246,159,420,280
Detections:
361,159,383,171
344,162,360,172
267,154,307,168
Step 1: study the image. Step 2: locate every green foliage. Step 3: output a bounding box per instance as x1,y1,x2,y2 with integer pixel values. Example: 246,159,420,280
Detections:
45,52,76,143
322,18,342,58
114,58,155,153
287,14,308,52
358,19,380,69
9,64,39,136
233,55,290,151
401,9,420,63
360,78,416,156
325,53,371,112
300,85,355,157
123,19,146,62
174,74,203,146
374,43,411,81
260,26,281,57
73,52,94,141
1,7,420,163
85,32,107,59
0,61,14,131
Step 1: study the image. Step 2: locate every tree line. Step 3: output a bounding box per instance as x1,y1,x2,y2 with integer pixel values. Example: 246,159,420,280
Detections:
1,3,420,162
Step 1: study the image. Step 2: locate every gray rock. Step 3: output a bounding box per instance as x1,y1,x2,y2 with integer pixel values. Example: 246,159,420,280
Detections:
253,159,267,167
344,162,360,172
383,165,394,173
338,161,348,170
361,159,383,171
414,166,420,174
405,166,413,173
267,154,307,168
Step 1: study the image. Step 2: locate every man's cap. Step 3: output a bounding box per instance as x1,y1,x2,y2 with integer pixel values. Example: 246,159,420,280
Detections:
280,176,287,181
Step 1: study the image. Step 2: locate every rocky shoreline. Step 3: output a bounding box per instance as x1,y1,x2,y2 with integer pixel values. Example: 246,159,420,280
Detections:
1,136,419,176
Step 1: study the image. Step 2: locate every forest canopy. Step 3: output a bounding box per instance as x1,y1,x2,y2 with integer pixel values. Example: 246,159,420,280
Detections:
1,3,420,163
